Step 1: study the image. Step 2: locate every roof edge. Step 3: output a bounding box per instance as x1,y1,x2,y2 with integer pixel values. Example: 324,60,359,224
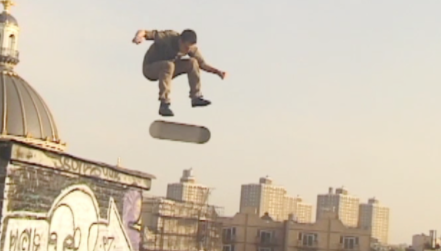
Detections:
4,139,156,180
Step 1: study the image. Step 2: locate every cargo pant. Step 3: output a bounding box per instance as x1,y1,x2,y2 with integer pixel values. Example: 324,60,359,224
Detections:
143,58,202,104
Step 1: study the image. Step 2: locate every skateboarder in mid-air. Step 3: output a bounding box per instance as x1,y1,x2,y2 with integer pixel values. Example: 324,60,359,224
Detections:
132,29,227,117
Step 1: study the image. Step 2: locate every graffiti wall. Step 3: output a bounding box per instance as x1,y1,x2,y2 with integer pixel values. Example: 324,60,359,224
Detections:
0,141,153,251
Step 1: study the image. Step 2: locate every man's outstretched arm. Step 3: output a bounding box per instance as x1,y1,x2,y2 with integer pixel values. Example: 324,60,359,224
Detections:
200,63,227,80
132,29,179,44
200,63,222,74
189,47,227,79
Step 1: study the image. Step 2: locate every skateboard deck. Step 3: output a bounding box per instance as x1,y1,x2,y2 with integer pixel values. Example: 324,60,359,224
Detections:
149,120,211,144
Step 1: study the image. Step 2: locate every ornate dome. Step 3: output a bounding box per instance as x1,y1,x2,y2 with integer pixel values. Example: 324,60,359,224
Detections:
0,69,65,151
0,0,66,151
0,11,17,25
0,0,16,26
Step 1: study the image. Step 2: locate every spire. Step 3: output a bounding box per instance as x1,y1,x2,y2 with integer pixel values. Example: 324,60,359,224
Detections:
0,0,19,68
1,0,15,13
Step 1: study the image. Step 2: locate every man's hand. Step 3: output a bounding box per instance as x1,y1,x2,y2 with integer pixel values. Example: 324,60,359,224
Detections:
132,30,146,45
216,71,227,80
199,63,226,79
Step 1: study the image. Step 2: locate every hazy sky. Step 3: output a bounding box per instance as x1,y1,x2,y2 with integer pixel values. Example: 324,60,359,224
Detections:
12,0,441,244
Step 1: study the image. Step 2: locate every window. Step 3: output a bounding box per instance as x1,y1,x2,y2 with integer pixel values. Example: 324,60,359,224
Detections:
8,34,15,50
259,230,273,243
298,232,318,246
340,236,359,250
223,227,236,241
223,245,235,251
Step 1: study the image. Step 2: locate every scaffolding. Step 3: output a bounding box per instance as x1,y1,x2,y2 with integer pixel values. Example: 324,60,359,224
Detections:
141,196,223,251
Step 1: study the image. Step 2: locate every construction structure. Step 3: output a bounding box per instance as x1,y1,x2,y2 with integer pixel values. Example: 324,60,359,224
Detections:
141,195,223,251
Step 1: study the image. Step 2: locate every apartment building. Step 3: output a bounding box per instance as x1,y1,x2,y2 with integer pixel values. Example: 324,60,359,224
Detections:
166,168,211,204
240,176,286,220
284,196,313,223
316,187,360,227
220,208,371,251
240,176,313,222
221,208,285,251
359,198,390,244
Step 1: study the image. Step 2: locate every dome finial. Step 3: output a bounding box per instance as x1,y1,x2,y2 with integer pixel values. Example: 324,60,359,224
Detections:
1,0,15,13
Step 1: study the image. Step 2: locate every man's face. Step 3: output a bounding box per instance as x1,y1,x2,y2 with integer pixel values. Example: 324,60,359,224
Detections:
178,40,196,54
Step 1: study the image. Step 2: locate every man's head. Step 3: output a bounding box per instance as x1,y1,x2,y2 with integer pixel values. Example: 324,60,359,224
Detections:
178,29,197,54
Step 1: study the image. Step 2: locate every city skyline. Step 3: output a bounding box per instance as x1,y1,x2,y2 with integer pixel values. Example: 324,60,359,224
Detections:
163,169,391,244
12,0,441,244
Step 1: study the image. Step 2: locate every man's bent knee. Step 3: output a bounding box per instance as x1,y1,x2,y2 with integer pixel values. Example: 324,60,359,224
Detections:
188,58,199,68
144,73,157,81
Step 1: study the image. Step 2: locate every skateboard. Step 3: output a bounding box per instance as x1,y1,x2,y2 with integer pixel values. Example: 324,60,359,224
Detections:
149,120,211,144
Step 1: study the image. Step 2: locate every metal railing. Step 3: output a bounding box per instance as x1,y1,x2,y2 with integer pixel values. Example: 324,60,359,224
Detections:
256,236,279,245
338,243,360,250
0,47,19,58
222,234,236,242
297,239,319,248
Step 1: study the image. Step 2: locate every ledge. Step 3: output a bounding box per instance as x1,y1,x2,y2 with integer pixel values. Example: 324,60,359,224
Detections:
0,139,155,190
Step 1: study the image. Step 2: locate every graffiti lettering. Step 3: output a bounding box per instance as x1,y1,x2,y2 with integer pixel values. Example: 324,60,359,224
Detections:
102,236,114,251
10,145,152,189
8,228,41,251
122,190,142,250
52,155,120,181
5,219,47,251
48,233,57,251
3,185,141,251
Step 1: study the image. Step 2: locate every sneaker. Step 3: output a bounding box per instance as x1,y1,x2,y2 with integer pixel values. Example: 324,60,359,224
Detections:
191,97,212,107
159,102,174,117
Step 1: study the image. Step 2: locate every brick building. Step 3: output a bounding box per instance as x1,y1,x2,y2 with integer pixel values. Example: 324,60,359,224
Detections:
0,140,155,251
220,208,371,251
0,1,156,251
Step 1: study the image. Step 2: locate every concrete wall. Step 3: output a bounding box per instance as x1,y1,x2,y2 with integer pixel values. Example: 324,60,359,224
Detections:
0,140,154,251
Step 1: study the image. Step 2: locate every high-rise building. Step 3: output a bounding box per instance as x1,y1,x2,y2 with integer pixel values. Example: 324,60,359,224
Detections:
283,196,313,223
316,187,360,227
240,176,312,221
292,196,313,223
240,176,287,221
166,168,211,204
359,198,390,244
